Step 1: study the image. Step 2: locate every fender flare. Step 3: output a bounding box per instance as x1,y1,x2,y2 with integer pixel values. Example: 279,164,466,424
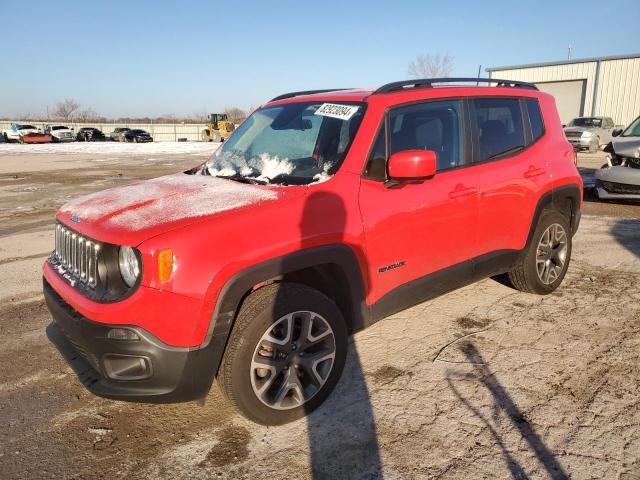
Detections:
525,184,582,251
191,244,368,389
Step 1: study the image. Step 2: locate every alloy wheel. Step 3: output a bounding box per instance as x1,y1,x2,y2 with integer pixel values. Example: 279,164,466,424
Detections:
250,311,336,410
536,223,568,284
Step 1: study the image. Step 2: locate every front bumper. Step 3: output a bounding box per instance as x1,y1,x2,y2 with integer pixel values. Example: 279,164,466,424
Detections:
567,137,598,150
44,278,219,403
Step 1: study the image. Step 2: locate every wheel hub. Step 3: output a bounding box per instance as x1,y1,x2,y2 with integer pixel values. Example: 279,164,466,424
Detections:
250,311,336,410
535,223,568,285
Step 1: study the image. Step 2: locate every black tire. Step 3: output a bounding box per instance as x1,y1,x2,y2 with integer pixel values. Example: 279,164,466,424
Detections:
507,210,572,295
217,282,348,425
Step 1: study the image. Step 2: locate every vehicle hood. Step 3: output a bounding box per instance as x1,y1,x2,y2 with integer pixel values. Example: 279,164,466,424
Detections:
564,127,594,134
612,136,640,157
57,173,298,245
595,165,640,185
19,128,40,135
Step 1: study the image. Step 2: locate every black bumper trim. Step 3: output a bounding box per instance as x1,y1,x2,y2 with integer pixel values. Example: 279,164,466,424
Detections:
44,278,220,403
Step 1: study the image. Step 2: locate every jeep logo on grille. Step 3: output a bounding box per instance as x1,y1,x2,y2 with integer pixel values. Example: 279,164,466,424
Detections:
71,214,81,223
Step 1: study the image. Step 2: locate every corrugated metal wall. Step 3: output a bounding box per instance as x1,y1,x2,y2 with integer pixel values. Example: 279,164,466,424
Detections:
488,56,640,126
0,122,208,142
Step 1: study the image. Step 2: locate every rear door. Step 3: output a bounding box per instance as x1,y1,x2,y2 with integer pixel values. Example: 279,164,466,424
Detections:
470,97,549,263
359,98,480,304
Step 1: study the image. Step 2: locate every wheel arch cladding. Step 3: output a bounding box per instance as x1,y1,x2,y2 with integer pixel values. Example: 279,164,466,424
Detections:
203,244,368,377
527,185,581,251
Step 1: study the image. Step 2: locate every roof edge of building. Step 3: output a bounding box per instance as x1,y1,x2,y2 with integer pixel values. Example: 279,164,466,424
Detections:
486,53,640,72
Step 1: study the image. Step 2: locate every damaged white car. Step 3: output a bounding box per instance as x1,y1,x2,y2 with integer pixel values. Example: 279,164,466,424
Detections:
596,116,640,200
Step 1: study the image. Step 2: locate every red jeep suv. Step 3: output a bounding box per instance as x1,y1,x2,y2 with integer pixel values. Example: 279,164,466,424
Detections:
44,78,582,425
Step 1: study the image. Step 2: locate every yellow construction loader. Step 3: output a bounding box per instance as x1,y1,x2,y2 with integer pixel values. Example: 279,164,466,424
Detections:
201,113,235,142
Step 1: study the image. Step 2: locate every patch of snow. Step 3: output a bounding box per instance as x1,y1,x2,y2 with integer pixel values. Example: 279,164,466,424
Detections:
60,174,278,229
0,142,220,155
205,152,293,183
255,153,293,181
312,162,335,184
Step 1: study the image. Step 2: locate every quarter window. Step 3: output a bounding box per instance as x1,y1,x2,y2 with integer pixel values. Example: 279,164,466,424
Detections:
474,98,525,161
526,99,545,141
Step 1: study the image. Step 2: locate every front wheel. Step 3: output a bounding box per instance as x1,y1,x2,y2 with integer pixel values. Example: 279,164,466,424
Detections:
217,283,348,425
507,210,572,294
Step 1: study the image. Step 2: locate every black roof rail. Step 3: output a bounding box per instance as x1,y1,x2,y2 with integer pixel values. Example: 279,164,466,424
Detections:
373,77,538,95
270,88,354,102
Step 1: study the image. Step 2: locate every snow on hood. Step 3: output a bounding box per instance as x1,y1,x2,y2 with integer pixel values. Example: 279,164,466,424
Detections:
59,174,278,230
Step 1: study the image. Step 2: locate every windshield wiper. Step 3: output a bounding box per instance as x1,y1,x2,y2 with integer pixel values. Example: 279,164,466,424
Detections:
216,174,269,185
485,145,525,161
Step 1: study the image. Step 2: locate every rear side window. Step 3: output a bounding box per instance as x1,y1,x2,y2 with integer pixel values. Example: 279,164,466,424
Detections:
526,99,545,141
474,98,524,162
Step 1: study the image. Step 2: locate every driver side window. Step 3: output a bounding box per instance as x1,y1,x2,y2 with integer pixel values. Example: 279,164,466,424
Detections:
363,99,464,182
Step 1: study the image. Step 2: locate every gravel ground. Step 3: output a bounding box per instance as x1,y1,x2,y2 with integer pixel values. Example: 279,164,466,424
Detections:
0,149,638,479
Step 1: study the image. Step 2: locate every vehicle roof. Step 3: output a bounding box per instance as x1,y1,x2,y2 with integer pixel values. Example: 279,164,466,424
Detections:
267,84,545,107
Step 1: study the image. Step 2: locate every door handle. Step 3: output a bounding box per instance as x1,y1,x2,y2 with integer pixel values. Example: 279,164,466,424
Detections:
449,184,478,199
524,165,547,178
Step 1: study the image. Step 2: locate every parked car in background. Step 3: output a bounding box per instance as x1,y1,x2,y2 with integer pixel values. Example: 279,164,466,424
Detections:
123,129,153,142
45,125,75,142
76,127,106,142
564,116,621,153
595,116,640,200
45,78,582,425
110,127,130,142
2,123,52,143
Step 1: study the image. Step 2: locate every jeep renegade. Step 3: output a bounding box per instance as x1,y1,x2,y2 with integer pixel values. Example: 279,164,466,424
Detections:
44,78,582,425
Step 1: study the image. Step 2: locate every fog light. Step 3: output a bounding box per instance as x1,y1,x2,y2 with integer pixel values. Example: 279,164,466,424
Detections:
107,328,140,341
103,354,152,380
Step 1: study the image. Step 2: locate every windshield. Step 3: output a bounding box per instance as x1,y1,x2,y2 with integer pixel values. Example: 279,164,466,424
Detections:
51,126,67,130
18,125,36,130
131,129,147,134
568,117,602,128
201,101,365,185
621,117,640,137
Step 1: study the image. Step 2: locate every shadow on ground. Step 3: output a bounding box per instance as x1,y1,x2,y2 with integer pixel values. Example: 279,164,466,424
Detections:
447,342,568,480
611,219,640,258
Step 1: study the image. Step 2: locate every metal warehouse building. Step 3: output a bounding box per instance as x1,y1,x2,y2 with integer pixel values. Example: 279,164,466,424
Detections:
487,53,640,126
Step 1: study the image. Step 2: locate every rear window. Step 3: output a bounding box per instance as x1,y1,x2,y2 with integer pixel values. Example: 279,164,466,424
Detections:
474,98,525,162
526,99,545,141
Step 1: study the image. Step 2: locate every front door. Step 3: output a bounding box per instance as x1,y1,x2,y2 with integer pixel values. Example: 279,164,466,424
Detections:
359,99,479,306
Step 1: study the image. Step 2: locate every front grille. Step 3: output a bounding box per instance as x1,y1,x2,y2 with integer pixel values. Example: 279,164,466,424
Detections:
565,131,582,138
52,223,100,288
600,181,640,195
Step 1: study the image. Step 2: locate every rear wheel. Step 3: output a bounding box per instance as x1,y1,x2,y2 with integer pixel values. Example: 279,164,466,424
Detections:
507,210,572,294
218,283,348,425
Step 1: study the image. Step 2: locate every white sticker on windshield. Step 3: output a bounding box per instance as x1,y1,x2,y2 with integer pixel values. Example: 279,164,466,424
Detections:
314,103,359,121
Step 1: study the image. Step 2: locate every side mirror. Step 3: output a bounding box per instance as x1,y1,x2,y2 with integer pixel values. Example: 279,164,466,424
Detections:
387,150,437,184
612,128,623,137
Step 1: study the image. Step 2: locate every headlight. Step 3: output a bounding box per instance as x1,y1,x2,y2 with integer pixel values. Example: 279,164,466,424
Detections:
582,131,593,137
118,246,140,287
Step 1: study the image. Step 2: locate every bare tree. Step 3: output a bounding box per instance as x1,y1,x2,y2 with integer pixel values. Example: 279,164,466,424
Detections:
52,99,81,121
224,107,247,124
75,108,105,123
407,53,454,78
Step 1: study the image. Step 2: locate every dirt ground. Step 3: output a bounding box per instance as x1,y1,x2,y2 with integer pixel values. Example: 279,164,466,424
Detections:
0,148,638,479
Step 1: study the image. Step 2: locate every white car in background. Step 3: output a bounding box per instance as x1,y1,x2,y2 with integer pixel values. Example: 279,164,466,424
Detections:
45,125,76,142
595,116,640,201
2,123,40,142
